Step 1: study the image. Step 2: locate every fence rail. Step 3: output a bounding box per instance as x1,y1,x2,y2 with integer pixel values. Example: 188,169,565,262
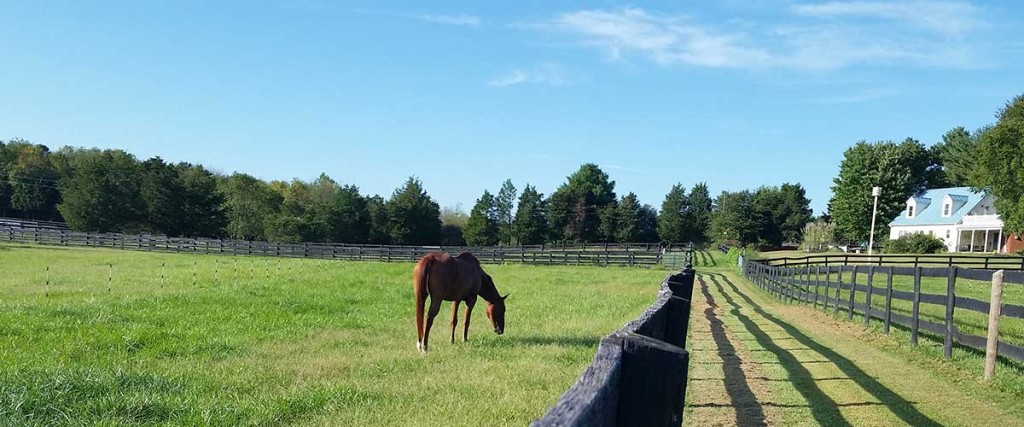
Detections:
532,263,697,427
744,260,1024,366
0,226,690,267
763,253,1024,270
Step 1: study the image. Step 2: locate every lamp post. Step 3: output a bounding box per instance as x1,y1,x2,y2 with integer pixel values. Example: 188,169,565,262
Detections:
868,186,881,257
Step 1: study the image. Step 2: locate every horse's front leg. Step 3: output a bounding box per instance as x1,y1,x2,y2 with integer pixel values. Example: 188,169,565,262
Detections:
422,296,443,352
450,300,460,344
463,299,476,342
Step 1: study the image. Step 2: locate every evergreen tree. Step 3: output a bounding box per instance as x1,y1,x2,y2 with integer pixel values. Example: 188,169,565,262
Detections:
57,149,146,232
464,190,499,246
658,183,689,244
385,177,442,245
546,164,616,242
513,184,547,245
496,179,517,245
686,182,713,245
615,192,643,243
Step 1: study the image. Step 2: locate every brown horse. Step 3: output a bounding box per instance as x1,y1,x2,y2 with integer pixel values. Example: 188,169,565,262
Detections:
413,252,508,352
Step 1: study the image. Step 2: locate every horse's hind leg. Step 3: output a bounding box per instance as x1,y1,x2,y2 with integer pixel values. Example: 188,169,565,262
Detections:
450,300,460,344
422,297,443,352
463,299,476,342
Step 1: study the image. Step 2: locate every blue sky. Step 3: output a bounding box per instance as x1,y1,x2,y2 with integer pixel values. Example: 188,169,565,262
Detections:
2,1,1021,215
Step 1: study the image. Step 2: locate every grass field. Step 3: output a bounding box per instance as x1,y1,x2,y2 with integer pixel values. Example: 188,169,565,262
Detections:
0,244,669,426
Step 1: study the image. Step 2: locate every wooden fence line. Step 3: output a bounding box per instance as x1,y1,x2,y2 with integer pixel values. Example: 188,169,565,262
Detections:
744,260,1024,367
764,253,1024,270
1,226,695,268
532,264,697,427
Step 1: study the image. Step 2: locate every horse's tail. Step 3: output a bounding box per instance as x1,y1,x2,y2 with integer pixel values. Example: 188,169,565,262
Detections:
414,255,433,346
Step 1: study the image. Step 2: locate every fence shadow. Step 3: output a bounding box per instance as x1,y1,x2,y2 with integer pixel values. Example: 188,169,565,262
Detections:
701,274,852,427
698,275,766,426
713,273,943,427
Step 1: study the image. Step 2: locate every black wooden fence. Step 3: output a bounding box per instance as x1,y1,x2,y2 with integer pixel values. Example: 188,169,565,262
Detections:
0,226,688,267
765,253,1024,270
744,260,1024,363
532,265,697,427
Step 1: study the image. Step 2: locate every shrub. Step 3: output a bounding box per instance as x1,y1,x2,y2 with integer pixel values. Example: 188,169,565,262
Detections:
884,233,947,254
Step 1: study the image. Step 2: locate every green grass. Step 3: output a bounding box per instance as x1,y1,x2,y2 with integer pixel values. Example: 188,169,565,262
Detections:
769,266,1024,400
0,243,669,426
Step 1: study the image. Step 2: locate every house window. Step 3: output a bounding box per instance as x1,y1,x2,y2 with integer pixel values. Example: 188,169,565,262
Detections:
946,230,951,239
908,205,914,218
943,203,951,216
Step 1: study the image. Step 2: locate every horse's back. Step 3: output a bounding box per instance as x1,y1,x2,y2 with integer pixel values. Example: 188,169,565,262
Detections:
415,251,485,301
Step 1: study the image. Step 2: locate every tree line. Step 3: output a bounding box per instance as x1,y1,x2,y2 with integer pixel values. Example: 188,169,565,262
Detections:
0,144,815,247
825,93,1024,245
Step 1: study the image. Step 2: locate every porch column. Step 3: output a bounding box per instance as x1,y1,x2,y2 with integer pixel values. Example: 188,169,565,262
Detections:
985,229,990,252
972,230,977,252
999,229,1004,253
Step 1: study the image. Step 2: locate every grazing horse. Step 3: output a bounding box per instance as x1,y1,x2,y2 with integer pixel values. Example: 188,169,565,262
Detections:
413,252,508,352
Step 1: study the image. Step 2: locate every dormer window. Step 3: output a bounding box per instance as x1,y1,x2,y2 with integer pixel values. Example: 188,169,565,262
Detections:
942,203,951,216
908,205,914,218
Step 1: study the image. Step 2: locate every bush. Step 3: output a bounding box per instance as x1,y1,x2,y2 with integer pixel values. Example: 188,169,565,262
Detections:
884,233,947,254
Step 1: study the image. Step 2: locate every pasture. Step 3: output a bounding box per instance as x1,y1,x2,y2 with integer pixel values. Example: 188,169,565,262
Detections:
0,244,668,426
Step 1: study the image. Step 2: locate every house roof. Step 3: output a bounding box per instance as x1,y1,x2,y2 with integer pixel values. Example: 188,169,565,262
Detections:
889,187,986,227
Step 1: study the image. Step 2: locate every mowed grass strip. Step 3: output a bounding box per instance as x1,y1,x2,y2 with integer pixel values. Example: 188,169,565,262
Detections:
0,244,668,426
687,266,1024,426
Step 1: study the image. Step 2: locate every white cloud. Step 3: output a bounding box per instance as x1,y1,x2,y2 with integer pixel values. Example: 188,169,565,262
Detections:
412,14,481,27
489,64,569,87
792,1,979,37
537,4,987,71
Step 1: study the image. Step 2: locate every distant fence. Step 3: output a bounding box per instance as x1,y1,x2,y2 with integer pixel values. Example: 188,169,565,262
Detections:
0,225,689,267
744,259,1024,369
0,217,69,232
764,253,1024,270
532,264,696,427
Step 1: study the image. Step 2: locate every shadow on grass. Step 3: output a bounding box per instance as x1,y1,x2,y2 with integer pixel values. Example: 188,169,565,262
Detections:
509,335,601,348
700,274,852,427
712,273,943,427
699,275,767,426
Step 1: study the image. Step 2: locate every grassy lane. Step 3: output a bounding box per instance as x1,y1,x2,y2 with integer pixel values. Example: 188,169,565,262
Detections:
685,263,1024,426
0,244,670,426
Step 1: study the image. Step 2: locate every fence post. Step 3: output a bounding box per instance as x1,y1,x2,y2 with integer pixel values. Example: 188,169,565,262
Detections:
847,266,858,321
944,267,958,360
834,267,844,316
884,267,894,334
985,270,1005,381
911,267,922,346
864,266,875,327
813,266,821,308
615,333,689,427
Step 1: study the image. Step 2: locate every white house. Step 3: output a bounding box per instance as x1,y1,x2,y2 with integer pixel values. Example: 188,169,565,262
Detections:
888,187,1019,253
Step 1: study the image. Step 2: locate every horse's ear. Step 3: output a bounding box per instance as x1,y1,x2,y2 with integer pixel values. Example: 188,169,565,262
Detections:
501,293,509,301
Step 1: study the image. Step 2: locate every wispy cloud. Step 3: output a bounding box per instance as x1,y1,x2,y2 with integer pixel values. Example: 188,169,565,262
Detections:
792,1,979,37
489,64,569,87
411,14,481,27
533,3,988,71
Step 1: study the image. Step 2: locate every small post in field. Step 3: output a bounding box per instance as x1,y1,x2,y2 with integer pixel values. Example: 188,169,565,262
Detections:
984,270,1005,381
108,263,112,293
161,262,165,289
214,259,219,285
193,260,197,286
45,265,50,297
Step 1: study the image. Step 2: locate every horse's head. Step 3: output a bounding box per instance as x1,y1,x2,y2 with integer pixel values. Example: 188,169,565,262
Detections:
486,293,509,335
